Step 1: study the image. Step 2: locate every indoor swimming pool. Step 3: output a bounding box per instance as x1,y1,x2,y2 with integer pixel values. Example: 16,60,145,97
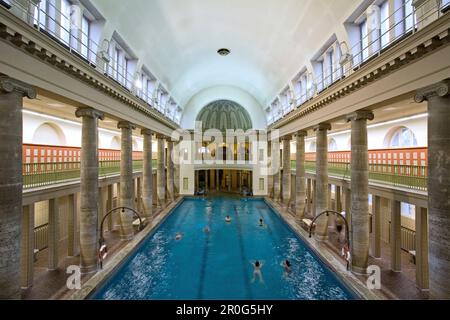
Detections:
91,197,356,300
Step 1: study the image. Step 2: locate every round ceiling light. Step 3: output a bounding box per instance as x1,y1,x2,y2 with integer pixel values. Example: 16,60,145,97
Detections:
217,48,231,56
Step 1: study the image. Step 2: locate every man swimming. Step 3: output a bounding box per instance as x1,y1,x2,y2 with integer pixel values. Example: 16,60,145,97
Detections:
251,260,264,284
282,260,292,278
259,218,264,227
175,232,183,241
225,215,232,223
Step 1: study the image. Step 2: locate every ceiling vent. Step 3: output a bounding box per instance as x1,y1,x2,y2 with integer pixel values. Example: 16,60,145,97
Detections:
217,48,231,56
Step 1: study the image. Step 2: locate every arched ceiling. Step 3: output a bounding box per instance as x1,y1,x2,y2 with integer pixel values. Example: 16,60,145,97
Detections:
92,0,358,111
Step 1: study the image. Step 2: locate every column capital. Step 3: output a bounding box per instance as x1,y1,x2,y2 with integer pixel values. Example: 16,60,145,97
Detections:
415,80,450,103
75,107,104,120
155,133,168,140
281,134,292,141
117,121,136,130
346,110,374,122
141,128,153,136
313,123,331,132
0,75,36,99
295,130,308,138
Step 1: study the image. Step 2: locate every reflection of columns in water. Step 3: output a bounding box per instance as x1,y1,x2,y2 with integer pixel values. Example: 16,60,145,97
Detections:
415,80,450,298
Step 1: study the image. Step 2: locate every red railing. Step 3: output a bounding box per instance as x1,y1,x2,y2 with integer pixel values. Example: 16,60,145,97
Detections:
299,147,427,166
22,143,144,164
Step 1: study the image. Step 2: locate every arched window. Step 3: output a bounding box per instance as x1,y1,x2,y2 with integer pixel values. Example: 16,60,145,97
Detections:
385,126,418,148
111,136,121,150
328,138,337,151
309,141,316,152
32,122,66,146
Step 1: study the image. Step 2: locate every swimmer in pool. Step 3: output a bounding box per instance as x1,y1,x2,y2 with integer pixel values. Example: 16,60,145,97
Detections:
259,218,264,227
281,259,292,278
225,215,232,223
175,232,182,241
251,260,264,284
203,226,210,233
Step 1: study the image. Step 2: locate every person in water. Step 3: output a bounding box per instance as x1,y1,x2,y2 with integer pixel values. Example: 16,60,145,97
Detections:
259,218,264,227
203,226,210,233
281,260,292,277
225,215,232,223
175,232,182,241
251,260,264,284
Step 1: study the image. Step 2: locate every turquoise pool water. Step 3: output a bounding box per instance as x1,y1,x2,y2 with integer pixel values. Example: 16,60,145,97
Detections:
92,197,356,300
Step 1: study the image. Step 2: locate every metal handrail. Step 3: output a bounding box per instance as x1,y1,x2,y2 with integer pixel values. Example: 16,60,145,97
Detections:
98,206,146,269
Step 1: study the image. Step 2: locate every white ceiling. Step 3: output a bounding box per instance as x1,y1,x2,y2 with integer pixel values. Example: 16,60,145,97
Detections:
92,0,358,111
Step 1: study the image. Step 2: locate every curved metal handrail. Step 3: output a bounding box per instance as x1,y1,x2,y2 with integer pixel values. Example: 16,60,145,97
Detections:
98,207,146,268
308,210,350,248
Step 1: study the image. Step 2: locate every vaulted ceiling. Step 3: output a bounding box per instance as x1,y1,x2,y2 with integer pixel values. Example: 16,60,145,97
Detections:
92,0,358,110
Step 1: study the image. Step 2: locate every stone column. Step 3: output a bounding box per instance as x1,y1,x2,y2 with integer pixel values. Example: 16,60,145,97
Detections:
281,135,292,206
156,135,166,206
21,204,34,289
371,195,382,259
306,179,312,215
0,75,35,299
295,131,307,219
336,186,342,212
415,80,450,298
167,139,174,201
118,121,136,240
76,106,104,274
48,198,59,270
272,138,281,201
135,178,142,212
141,129,153,218
106,186,113,231
346,111,373,274
416,207,429,291
267,141,273,198
391,200,402,272
314,123,331,240
216,170,220,191
67,193,78,257
174,140,180,197
205,170,209,192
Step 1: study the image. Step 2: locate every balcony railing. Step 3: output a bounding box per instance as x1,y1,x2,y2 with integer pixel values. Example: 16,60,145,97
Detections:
22,159,154,189
291,160,427,192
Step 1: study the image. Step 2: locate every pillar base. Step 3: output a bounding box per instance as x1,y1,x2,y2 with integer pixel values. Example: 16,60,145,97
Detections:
351,266,368,275
80,264,98,275
314,234,328,241
120,234,134,241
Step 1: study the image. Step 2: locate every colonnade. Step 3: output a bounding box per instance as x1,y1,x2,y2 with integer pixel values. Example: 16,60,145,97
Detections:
0,75,178,299
266,79,450,298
